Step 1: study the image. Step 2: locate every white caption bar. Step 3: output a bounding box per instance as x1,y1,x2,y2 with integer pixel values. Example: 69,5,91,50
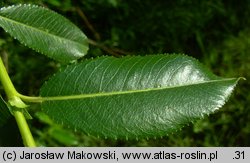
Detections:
0,147,249,163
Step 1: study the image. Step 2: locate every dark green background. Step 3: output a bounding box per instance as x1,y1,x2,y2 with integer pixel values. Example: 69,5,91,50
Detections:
0,0,249,146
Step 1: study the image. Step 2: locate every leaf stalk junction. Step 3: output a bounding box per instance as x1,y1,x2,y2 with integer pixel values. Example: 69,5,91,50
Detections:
0,57,36,147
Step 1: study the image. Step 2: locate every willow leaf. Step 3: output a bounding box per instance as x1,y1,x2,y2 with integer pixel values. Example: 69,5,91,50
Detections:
0,95,11,127
0,4,88,62
40,54,240,139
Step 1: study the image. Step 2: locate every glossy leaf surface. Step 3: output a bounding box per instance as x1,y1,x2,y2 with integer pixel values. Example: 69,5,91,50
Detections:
0,4,88,62
40,55,240,139
0,95,11,127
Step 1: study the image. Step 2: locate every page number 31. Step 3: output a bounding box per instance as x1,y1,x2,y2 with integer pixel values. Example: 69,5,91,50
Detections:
233,151,245,160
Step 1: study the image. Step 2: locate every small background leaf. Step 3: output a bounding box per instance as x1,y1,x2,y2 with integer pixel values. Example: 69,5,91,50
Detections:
40,54,240,139
0,4,88,62
34,111,78,146
48,127,78,146
0,95,11,127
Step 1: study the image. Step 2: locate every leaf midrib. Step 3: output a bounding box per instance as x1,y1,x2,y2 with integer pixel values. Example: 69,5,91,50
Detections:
0,14,86,47
29,78,238,102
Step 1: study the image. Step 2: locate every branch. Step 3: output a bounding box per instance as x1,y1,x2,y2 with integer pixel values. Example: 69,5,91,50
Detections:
87,39,132,57
75,7,101,41
0,57,36,147
76,7,132,56
0,50,8,72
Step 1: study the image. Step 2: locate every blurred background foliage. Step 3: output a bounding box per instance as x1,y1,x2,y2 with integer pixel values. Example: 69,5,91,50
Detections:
0,0,249,146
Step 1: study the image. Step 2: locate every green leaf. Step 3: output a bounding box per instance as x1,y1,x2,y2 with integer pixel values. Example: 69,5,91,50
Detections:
35,111,78,145
0,95,11,127
40,54,241,139
48,127,78,146
0,4,88,62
